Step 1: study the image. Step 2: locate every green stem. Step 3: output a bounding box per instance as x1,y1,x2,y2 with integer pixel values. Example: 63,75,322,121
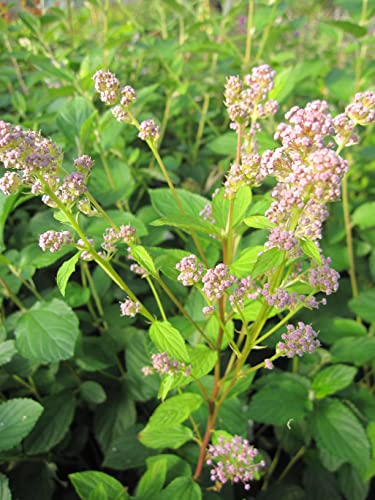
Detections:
146,276,167,321
278,446,305,482
85,192,119,230
0,277,27,311
255,0,279,63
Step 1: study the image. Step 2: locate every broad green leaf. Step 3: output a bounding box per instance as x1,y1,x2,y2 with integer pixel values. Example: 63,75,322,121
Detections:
230,245,264,277
89,159,135,206
212,186,252,229
303,464,341,500
337,464,369,500
206,132,236,155
88,484,108,500
244,215,275,229
323,19,367,38
151,214,221,236
0,398,43,451
248,376,310,425
0,473,11,500
149,321,190,362
56,96,93,143
15,299,80,363
189,345,217,379
0,340,17,367
80,381,107,404
349,289,375,323
136,455,167,498
149,188,208,219
139,424,193,450
24,392,75,454
312,399,370,471
251,247,284,277
312,365,357,399
0,193,17,252
69,471,128,500
148,393,202,427
300,238,322,265
160,477,202,500
316,318,367,345
352,202,375,229
130,245,158,276
56,252,80,296
94,382,136,453
330,337,375,365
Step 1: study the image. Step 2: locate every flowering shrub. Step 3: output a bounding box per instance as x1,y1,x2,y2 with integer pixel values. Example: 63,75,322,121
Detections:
0,1,375,499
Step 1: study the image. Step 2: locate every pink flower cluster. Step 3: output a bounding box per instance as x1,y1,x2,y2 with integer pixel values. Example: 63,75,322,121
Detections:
206,435,265,491
120,298,141,317
142,352,192,377
101,225,136,253
39,230,72,252
138,119,160,142
277,322,320,357
176,254,204,286
202,263,236,300
334,91,375,146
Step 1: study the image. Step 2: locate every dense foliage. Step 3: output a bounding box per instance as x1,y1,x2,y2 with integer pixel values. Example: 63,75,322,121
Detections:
0,1,374,499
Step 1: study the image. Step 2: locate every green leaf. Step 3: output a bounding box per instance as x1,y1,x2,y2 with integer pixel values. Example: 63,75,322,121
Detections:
56,96,93,144
148,393,202,427
312,399,370,471
349,289,375,323
315,318,367,345
89,159,135,206
300,239,322,265
0,340,17,367
244,215,275,229
56,253,80,296
69,471,128,500
139,424,193,450
15,299,80,363
80,381,107,405
23,392,75,454
149,188,208,219
323,19,367,38
149,321,190,362
0,473,12,500
102,424,153,471
230,245,264,277
212,186,252,229
0,193,17,252
330,337,375,365
94,382,136,454
352,202,375,229
189,345,217,379
136,455,167,499
161,477,202,500
337,464,369,500
248,375,310,425
130,245,158,277
152,214,221,236
206,132,236,155
312,365,357,399
0,398,43,451
88,483,108,500
252,247,284,277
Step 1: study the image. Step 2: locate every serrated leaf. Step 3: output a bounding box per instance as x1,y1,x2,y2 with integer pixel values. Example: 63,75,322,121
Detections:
189,345,217,379
149,321,190,362
312,399,370,472
148,393,202,427
149,188,208,219
211,186,252,229
330,337,375,365
24,392,75,454
151,214,221,236
136,455,167,498
80,381,107,404
0,398,43,451
56,253,80,296
244,216,275,229
337,464,369,500
0,473,11,500
248,376,310,425
300,238,322,265
130,245,158,276
349,289,375,323
139,424,193,450
206,132,236,155
0,340,17,367
230,245,264,277
252,247,284,277
15,299,80,363
160,477,202,500
88,483,108,500
56,96,93,143
69,471,128,500
312,365,357,399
